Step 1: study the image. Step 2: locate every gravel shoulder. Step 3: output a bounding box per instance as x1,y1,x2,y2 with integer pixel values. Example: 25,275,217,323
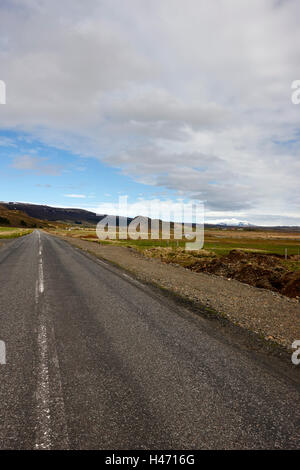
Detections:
60,236,300,353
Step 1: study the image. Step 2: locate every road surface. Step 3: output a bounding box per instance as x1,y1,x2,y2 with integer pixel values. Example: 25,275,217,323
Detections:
0,230,299,449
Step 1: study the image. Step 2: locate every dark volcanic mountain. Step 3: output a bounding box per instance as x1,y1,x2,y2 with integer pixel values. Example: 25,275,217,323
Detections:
1,202,105,225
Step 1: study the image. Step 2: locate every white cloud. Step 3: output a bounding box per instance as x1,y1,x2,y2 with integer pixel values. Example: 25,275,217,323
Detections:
63,194,86,198
11,155,62,175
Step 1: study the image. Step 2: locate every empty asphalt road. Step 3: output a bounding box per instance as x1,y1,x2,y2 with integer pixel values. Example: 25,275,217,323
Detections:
0,230,299,449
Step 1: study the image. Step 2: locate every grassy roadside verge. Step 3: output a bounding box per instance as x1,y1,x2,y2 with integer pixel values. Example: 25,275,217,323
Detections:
0,228,33,239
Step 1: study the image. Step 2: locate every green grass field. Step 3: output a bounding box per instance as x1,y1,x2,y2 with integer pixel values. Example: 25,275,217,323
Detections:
96,234,300,257
51,227,300,257
101,238,300,256
202,240,300,256
0,227,17,232
0,227,33,239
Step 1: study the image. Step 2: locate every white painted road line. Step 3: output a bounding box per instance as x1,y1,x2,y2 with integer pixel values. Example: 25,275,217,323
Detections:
38,261,44,294
122,273,144,288
97,259,108,266
38,232,44,294
35,315,52,450
34,233,69,450
35,233,52,449
35,279,39,304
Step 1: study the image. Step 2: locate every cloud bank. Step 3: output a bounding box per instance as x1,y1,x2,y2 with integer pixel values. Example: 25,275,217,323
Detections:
0,0,300,224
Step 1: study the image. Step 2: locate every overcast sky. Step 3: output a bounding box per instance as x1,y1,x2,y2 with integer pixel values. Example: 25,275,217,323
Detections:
0,0,299,225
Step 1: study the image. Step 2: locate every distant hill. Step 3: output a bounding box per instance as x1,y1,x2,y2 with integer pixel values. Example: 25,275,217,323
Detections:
0,204,52,228
1,202,106,226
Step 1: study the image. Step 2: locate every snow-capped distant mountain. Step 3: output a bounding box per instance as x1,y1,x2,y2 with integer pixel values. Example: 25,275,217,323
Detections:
210,218,254,227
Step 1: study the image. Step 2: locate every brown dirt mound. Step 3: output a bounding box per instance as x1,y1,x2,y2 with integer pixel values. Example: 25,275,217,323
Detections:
281,271,300,298
140,247,300,299
81,234,98,239
191,249,299,299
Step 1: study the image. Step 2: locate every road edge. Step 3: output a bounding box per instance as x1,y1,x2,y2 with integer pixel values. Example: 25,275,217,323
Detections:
49,233,300,386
